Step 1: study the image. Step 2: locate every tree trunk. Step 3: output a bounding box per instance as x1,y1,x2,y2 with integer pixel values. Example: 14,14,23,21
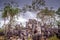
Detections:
8,17,13,29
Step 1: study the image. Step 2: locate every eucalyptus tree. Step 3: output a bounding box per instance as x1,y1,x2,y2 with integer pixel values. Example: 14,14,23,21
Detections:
1,3,20,37
1,4,21,35
2,4,20,25
22,0,45,12
56,8,60,27
56,7,60,29
24,0,45,36
31,0,45,10
57,21,60,39
37,7,55,27
2,5,11,25
56,8,60,16
56,8,60,22
21,0,45,36
36,7,56,40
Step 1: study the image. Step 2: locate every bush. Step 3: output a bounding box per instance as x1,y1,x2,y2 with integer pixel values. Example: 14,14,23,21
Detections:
0,28,4,32
0,28,4,36
48,35,59,40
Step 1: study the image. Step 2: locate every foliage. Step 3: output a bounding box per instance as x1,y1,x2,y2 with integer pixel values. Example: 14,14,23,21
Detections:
0,28,4,32
48,35,59,40
56,8,60,16
31,0,45,10
1,2,20,30
2,5,20,18
37,7,55,18
22,0,45,12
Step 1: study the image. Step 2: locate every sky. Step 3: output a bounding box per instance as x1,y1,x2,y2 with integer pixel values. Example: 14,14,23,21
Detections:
0,0,60,10
0,0,60,28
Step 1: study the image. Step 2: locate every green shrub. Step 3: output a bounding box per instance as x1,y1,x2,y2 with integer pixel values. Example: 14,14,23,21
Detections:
48,35,59,40
0,28,4,32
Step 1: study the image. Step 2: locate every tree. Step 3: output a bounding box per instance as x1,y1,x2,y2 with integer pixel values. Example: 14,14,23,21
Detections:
2,3,20,25
22,0,45,12
31,0,45,10
37,7,56,40
37,7,55,27
57,21,60,39
1,3,20,35
56,8,60,16
1,2,21,37
2,5,11,25
56,7,60,28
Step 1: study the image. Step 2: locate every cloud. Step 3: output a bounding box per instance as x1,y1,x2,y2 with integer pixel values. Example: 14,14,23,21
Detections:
0,20,4,28
16,11,36,27
22,11,36,19
0,11,36,28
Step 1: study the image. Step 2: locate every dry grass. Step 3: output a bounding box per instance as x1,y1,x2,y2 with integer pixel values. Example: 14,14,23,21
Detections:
0,36,5,40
